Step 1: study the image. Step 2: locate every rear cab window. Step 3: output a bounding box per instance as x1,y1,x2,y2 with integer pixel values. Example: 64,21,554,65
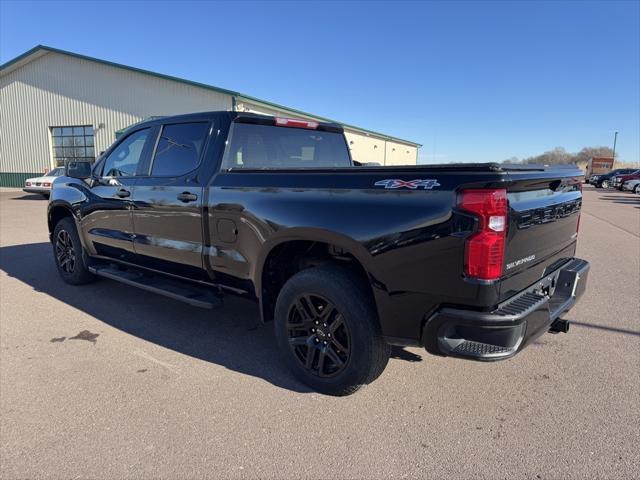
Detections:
221,122,352,169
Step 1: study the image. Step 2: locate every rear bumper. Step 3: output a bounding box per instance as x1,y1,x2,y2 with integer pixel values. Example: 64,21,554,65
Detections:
422,258,590,361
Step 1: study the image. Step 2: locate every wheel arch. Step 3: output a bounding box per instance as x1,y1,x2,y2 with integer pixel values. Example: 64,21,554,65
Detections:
47,202,76,239
256,229,380,324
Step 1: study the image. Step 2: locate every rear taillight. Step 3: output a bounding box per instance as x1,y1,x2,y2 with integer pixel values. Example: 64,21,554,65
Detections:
25,182,31,186
43,182,51,187
274,117,319,130
460,189,507,281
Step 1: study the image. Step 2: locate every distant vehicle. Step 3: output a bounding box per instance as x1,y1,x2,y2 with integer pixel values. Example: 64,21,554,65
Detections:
23,168,64,197
590,169,637,188
621,178,640,194
48,111,589,395
612,170,640,190
585,157,614,182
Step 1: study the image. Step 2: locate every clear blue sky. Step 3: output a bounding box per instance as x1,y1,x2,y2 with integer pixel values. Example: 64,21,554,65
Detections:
1,0,638,163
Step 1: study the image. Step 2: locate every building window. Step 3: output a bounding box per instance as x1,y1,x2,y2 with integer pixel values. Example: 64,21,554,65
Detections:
51,125,95,167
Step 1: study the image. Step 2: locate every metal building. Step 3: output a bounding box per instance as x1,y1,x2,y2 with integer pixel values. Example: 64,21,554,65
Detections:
0,45,420,187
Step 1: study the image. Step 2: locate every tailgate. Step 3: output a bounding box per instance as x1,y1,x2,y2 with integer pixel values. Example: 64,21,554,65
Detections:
499,168,583,300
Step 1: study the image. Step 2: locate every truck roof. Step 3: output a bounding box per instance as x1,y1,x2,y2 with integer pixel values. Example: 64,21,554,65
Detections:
117,111,344,134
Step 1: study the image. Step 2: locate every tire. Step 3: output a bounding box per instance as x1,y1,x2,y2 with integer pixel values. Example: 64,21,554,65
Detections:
274,264,391,396
635,184,640,194
52,217,95,285
601,180,609,188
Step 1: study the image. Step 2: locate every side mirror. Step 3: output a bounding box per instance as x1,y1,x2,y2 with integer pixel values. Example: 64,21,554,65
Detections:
65,160,93,179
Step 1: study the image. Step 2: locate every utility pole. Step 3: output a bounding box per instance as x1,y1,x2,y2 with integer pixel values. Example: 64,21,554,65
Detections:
612,131,618,162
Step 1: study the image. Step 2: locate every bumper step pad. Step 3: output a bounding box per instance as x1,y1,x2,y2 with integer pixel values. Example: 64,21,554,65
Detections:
451,340,513,356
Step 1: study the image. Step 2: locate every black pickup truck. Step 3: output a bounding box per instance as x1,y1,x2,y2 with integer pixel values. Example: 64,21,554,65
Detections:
49,111,589,395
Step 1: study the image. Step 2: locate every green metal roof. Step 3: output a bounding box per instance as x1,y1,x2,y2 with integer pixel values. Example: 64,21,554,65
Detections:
0,45,421,147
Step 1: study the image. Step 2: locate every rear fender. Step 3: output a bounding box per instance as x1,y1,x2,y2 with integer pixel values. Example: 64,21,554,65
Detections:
254,228,394,326
254,227,381,295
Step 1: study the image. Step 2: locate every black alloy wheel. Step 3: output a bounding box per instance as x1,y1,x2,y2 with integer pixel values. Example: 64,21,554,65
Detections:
274,265,391,396
52,217,94,285
55,229,76,275
286,294,351,378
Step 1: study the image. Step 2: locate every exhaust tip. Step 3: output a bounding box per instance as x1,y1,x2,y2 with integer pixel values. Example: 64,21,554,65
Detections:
549,319,570,334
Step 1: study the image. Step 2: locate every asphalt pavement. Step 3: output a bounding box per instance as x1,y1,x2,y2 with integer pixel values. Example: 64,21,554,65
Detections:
0,185,638,479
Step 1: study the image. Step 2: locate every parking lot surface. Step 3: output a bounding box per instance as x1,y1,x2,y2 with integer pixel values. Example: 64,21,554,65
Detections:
1,186,639,479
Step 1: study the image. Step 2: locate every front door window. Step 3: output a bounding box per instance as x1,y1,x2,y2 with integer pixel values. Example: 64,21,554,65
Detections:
102,128,150,177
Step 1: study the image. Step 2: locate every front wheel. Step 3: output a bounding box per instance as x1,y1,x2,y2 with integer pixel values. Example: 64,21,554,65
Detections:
52,217,95,285
635,184,640,194
274,265,391,396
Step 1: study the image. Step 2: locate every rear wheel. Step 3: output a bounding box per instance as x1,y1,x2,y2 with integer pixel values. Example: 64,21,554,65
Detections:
601,180,609,188
274,264,391,396
635,184,640,194
53,217,94,285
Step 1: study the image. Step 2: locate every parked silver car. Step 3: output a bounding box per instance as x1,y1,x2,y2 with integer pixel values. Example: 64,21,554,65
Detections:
622,178,640,194
23,167,64,197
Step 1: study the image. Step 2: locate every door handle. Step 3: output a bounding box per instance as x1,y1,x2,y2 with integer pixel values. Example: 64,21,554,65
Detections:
177,192,198,203
116,188,130,198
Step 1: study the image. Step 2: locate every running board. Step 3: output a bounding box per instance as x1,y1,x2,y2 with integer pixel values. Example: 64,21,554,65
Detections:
89,265,223,309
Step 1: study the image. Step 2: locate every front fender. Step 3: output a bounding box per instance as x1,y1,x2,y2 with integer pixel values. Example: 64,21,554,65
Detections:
47,178,90,245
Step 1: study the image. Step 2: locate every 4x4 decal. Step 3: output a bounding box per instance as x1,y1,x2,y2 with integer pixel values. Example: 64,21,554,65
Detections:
374,179,441,190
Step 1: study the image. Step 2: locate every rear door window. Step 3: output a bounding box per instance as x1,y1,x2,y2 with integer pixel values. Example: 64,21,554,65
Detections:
150,122,209,177
222,123,351,169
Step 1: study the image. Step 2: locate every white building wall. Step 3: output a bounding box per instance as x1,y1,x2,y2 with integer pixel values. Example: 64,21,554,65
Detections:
343,131,385,165
0,51,232,177
0,50,418,186
384,141,417,166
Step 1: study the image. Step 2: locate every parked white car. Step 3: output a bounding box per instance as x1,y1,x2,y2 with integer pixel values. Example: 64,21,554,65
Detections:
23,167,64,197
622,178,640,194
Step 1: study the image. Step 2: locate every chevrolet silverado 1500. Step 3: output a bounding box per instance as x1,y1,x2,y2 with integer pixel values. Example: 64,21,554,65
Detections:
49,111,589,395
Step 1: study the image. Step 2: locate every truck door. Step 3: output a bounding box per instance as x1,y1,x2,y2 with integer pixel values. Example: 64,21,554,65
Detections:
81,127,153,262
130,120,213,280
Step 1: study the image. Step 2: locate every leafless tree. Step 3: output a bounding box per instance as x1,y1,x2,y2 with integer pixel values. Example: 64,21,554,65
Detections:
520,146,616,165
